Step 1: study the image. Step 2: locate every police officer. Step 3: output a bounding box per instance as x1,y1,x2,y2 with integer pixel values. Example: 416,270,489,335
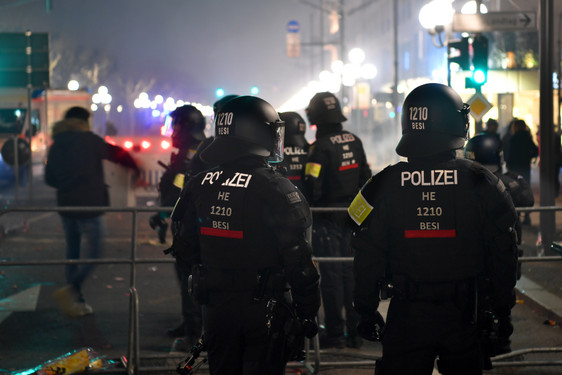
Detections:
303,91,371,349
465,132,533,284
151,105,207,345
465,133,534,209
149,104,207,243
348,83,518,374
169,96,321,375
278,111,309,191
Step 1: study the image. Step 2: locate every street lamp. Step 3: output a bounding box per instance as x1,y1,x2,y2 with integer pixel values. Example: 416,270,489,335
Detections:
67,80,79,91
92,86,112,135
418,0,454,48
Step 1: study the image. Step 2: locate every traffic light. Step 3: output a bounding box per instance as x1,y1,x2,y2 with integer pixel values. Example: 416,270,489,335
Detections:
215,88,225,98
448,37,470,70
467,35,489,89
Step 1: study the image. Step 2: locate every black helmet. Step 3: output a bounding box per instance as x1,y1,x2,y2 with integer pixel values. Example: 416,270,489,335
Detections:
396,83,470,158
170,105,206,146
464,133,503,172
200,96,285,165
213,95,239,116
306,91,347,125
279,111,307,148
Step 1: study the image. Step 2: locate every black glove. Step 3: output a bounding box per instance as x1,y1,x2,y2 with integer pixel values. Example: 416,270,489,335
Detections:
357,311,385,342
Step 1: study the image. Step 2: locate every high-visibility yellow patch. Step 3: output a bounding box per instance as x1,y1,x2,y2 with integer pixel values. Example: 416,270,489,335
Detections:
305,162,322,178
348,191,373,225
173,173,185,188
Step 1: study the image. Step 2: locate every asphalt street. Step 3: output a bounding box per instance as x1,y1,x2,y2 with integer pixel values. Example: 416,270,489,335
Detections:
0,172,561,374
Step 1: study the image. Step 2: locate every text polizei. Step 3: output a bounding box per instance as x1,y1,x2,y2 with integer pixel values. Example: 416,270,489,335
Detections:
401,169,458,187
201,170,252,188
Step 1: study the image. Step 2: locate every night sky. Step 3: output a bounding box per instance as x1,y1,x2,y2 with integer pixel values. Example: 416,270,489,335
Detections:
0,0,321,107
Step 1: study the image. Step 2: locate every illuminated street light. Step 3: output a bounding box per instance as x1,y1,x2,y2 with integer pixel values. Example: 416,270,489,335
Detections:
461,1,488,14
67,80,79,91
348,48,365,64
418,0,454,47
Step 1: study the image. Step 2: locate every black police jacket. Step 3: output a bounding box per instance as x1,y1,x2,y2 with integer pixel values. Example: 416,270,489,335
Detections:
158,137,209,207
497,171,534,208
279,143,309,192
172,156,320,318
349,154,518,317
304,125,371,213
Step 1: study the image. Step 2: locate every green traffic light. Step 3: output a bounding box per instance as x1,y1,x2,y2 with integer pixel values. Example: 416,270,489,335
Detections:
472,69,487,84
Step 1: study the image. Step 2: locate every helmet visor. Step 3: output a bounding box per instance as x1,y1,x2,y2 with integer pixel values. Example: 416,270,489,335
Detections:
268,122,285,163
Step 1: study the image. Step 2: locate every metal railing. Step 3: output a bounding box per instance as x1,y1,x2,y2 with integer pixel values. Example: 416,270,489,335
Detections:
1,205,562,374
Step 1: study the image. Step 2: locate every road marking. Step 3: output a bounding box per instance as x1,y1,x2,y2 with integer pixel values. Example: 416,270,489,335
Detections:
0,284,41,324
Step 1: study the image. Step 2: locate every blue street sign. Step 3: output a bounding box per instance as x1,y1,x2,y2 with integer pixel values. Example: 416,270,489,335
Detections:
287,20,300,33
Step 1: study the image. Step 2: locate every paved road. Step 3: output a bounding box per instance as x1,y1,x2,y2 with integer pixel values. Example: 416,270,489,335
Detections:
0,178,561,374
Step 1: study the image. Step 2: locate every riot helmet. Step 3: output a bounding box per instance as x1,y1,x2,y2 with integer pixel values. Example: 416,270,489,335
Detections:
279,111,307,148
213,95,239,116
396,83,470,158
464,133,503,173
200,96,285,165
306,91,347,125
170,105,206,147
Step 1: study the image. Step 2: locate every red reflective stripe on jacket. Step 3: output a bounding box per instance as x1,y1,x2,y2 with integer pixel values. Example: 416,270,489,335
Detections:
201,227,244,239
339,163,359,171
404,229,456,238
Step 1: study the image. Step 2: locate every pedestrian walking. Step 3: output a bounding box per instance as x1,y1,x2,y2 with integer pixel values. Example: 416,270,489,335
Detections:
46,106,144,317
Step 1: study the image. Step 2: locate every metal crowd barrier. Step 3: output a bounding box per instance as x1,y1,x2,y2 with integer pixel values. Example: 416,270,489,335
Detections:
1,205,562,374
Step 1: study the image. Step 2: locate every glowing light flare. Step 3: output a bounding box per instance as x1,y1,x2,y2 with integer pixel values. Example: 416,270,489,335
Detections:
461,1,488,14
141,140,151,150
331,60,344,74
104,136,116,145
418,0,454,30
161,140,171,150
67,80,79,91
361,64,378,79
348,48,365,64
123,140,134,150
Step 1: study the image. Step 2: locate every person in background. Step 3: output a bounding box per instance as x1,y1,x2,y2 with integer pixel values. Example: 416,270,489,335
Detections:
483,118,501,144
465,132,534,280
505,119,538,225
278,111,309,192
149,105,207,244
151,105,208,349
303,92,371,349
46,106,143,317
349,83,518,374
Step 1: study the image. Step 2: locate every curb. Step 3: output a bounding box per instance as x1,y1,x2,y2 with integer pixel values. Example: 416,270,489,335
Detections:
516,276,562,322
